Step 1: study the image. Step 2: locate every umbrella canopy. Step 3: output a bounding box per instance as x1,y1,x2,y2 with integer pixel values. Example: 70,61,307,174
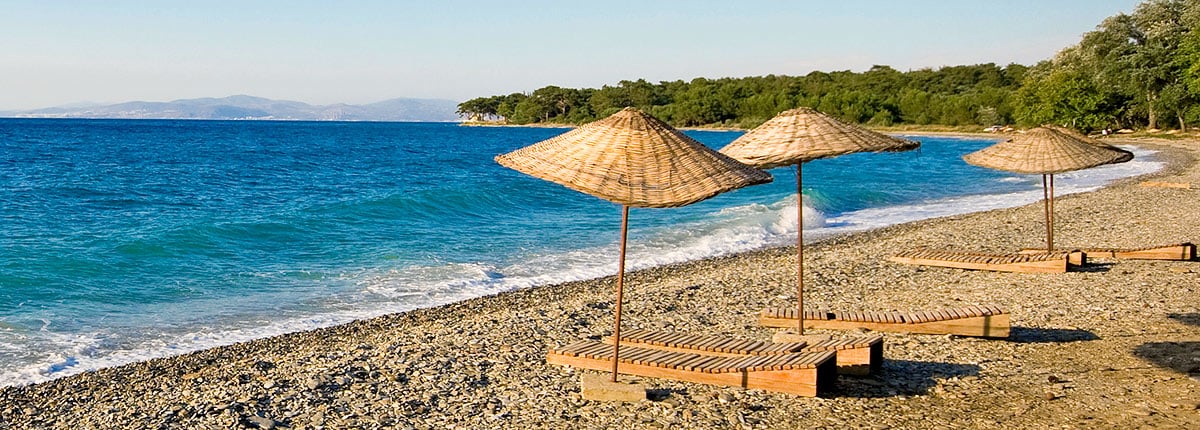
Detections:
720,107,919,168
496,107,771,381
496,107,773,208
962,126,1132,174
1043,125,1136,157
720,107,919,335
963,126,1133,251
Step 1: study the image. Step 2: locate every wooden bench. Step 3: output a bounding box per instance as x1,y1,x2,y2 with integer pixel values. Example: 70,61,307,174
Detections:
608,329,883,375
888,248,1084,273
759,305,1010,338
547,340,837,397
1020,242,1194,261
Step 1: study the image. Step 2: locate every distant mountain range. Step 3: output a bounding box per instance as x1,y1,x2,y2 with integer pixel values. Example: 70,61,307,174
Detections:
0,95,462,122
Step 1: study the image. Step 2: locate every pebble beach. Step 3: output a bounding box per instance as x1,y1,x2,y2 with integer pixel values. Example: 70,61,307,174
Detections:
2,136,1198,429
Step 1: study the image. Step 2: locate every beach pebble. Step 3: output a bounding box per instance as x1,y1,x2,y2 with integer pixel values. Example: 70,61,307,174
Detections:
244,414,278,429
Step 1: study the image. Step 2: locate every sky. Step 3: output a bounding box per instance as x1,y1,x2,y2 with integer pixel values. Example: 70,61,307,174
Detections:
0,0,1145,110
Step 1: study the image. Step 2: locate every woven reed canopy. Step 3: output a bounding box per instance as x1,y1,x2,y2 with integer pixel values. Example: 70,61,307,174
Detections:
719,107,920,169
963,127,1132,174
496,107,772,207
1044,125,1137,155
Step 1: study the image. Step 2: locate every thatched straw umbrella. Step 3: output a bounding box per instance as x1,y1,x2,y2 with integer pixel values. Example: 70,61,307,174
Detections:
496,107,772,381
963,126,1132,251
719,108,919,335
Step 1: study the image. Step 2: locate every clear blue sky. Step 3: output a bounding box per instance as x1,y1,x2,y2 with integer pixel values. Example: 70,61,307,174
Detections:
0,0,1143,110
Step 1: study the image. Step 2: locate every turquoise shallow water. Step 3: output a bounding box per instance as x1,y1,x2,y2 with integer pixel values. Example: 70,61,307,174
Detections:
0,119,1161,385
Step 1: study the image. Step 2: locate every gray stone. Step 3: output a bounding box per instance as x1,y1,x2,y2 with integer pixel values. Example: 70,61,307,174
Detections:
245,414,277,429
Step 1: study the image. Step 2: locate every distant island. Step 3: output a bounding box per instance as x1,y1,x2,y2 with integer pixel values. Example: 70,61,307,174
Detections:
0,95,462,122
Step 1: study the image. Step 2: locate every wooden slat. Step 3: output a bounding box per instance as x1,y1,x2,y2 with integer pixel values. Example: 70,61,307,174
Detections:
696,355,727,372
639,349,668,367
697,335,724,351
669,332,696,348
739,354,770,371
781,354,806,369
626,348,657,365
680,353,712,370
711,338,735,353
761,305,1011,338
704,356,736,373
647,330,670,343
923,310,938,323
579,342,609,358
727,338,752,354
767,355,791,371
730,339,758,354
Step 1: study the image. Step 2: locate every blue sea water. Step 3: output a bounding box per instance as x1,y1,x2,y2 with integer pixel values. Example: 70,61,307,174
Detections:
0,119,1161,385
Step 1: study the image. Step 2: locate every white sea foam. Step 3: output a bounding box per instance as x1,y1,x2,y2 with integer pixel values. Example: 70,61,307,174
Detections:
0,145,1162,387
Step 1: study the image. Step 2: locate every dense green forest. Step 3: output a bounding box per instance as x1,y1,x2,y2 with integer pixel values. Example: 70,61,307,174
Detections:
458,0,1200,132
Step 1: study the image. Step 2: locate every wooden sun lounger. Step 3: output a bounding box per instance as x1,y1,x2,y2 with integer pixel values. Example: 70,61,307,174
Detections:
888,248,1084,273
607,329,884,375
547,340,837,397
759,305,1010,338
1140,181,1192,189
1019,242,1195,261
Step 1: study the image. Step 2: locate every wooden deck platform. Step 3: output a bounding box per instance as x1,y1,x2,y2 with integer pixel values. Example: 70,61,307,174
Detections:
1020,242,1194,261
888,248,1083,273
759,305,1010,338
608,329,884,375
547,340,837,397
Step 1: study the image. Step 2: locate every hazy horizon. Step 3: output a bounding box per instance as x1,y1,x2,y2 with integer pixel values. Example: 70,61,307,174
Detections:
0,94,460,112
1,0,1142,111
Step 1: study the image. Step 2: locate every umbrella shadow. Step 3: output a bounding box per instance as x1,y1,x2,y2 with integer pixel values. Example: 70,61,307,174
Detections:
1006,326,1100,343
1167,313,1200,327
836,359,981,398
1132,341,1200,375
1073,262,1114,273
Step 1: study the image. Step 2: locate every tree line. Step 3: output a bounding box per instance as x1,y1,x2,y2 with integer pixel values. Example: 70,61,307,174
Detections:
458,0,1200,132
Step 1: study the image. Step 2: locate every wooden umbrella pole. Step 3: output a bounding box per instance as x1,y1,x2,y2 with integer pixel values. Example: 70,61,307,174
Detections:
610,205,630,382
796,164,805,335
1049,174,1055,252
1042,174,1053,252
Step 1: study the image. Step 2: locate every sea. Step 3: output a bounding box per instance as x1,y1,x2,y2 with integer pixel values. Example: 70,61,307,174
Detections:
0,119,1162,386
